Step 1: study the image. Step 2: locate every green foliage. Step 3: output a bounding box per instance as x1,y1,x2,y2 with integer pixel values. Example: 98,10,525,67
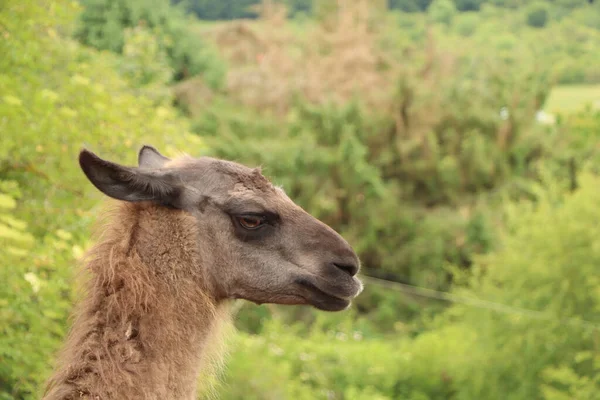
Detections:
425,2,600,85
219,317,462,399
179,0,596,18
284,0,313,15
0,0,202,397
548,18,600,84
486,0,519,7
389,0,433,12
551,0,591,10
428,0,457,25
548,109,600,189
526,2,549,28
559,109,600,157
454,11,479,36
453,0,483,12
118,26,173,104
0,182,74,398
541,359,600,400
440,173,600,399
175,0,261,20
178,0,600,19
76,0,226,86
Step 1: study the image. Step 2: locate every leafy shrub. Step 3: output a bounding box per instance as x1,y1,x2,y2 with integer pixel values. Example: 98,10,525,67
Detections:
428,0,457,25
118,26,173,104
76,0,226,87
0,182,74,399
389,0,425,12
455,12,479,36
219,317,462,399
549,18,600,84
454,0,483,12
439,173,600,399
526,2,549,28
569,4,600,31
175,0,261,20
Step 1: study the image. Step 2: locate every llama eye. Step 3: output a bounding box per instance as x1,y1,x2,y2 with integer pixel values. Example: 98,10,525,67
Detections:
237,215,265,230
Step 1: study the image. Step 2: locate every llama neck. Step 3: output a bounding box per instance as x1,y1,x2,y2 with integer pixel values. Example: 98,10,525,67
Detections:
44,203,229,400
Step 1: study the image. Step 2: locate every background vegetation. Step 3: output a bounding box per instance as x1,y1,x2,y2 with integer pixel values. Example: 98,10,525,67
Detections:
1,0,599,399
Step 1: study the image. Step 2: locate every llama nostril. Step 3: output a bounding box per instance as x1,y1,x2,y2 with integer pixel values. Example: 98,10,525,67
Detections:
332,262,359,277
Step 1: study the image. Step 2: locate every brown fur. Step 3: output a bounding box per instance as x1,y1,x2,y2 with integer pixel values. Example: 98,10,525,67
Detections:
44,203,225,400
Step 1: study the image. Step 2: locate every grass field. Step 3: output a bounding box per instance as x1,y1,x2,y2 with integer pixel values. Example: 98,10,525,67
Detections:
545,84,600,114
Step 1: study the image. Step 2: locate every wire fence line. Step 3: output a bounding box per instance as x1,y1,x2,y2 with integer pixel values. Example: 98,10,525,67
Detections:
361,275,600,331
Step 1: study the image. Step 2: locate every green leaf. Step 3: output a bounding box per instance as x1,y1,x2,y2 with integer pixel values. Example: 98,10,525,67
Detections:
0,194,17,209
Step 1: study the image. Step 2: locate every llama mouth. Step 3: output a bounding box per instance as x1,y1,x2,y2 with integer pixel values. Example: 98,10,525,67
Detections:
295,278,353,312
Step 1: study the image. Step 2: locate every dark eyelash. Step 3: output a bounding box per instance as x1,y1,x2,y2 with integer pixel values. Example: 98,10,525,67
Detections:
237,212,279,224
239,212,266,217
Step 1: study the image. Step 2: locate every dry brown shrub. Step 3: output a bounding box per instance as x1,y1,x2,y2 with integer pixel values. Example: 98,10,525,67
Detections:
299,0,391,108
172,77,214,116
183,0,397,114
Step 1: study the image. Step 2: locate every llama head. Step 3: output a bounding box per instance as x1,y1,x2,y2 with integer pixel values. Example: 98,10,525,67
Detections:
79,145,363,311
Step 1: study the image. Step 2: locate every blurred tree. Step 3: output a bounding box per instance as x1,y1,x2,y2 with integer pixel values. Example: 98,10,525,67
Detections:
453,0,483,11
389,0,433,11
428,0,457,24
552,0,591,8
526,2,549,28
118,26,173,104
173,0,260,19
455,12,479,35
77,0,226,86
285,0,313,15
487,0,527,8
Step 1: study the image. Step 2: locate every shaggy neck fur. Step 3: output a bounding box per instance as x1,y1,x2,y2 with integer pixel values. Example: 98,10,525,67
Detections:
43,202,229,400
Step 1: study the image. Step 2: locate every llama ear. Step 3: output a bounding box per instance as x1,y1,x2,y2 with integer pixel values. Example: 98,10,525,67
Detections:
79,149,179,206
138,145,170,168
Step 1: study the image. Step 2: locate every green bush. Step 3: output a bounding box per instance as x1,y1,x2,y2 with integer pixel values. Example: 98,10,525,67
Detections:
549,18,600,84
0,183,74,399
428,0,457,25
526,2,549,28
118,26,173,104
76,0,226,87
441,173,600,399
219,316,462,399
176,0,261,20
455,12,479,36
454,0,483,12
557,109,600,160
389,0,425,12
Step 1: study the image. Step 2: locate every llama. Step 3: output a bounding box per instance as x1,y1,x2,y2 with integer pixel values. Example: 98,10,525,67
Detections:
43,146,363,399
